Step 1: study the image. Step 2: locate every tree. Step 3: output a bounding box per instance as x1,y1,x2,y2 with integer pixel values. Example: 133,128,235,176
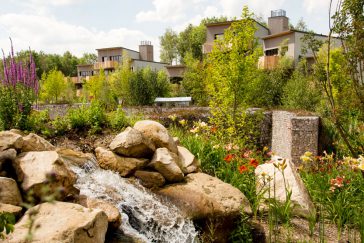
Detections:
182,52,208,105
206,6,261,137
159,28,178,64
110,51,133,104
177,24,206,63
39,69,67,103
84,69,115,107
79,53,97,64
294,18,308,31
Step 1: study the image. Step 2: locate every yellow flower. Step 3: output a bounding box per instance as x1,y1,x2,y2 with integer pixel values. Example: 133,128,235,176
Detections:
168,114,177,121
179,119,187,126
358,155,364,171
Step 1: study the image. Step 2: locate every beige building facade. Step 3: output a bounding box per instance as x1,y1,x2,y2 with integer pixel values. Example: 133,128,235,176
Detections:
203,9,337,69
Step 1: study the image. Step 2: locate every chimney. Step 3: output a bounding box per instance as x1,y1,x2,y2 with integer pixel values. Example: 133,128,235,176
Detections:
139,41,154,62
268,9,289,35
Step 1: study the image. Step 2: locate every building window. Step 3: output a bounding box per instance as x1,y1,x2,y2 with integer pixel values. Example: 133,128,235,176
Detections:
79,71,93,77
214,33,224,40
265,48,279,56
111,55,122,62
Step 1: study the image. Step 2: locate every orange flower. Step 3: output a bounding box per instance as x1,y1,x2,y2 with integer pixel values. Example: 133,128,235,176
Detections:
249,158,259,168
210,126,217,133
239,165,249,173
224,154,234,163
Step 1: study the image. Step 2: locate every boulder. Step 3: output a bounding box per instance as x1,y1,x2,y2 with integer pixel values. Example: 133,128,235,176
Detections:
21,133,55,152
57,148,96,168
149,148,184,183
134,120,178,153
13,151,77,200
6,202,108,243
134,170,166,188
9,129,24,136
255,156,315,217
0,177,22,206
158,172,251,219
95,147,148,177
0,131,23,152
110,127,155,158
177,146,200,174
0,148,17,170
77,196,121,229
0,203,22,218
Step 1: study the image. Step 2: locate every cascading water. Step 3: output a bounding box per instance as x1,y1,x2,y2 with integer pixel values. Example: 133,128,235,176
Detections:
70,159,198,243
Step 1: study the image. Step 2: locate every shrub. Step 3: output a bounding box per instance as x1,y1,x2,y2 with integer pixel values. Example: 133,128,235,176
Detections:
107,106,129,131
0,40,38,130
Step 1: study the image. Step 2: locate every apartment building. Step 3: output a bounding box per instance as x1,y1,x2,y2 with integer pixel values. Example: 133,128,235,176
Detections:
76,41,168,85
203,9,338,69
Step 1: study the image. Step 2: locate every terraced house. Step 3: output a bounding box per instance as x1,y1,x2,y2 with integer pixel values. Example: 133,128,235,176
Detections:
203,9,339,69
74,41,168,93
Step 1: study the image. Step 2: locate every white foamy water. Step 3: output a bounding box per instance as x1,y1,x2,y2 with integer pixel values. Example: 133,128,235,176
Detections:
70,160,198,243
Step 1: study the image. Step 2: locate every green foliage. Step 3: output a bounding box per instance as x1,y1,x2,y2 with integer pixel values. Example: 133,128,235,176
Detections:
66,101,107,134
84,69,116,108
39,69,68,104
300,153,364,239
206,6,262,139
159,28,179,64
79,53,97,65
24,110,51,134
107,106,129,131
0,84,35,131
182,53,208,105
0,212,15,239
282,60,321,111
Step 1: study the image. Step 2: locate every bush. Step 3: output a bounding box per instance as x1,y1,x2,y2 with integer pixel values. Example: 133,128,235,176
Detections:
107,106,129,131
66,101,107,134
24,109,52,135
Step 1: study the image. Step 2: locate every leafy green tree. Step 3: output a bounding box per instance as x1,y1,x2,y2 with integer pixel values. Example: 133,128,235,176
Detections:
177,24,206,63
84,69,115,107
40,69,67,103
160,28,179,64
155,70,171,97
206,6,261,137
294,18,308,31
79,53,98,64
182,53,208,105
110,51,133,104
60,51,79,77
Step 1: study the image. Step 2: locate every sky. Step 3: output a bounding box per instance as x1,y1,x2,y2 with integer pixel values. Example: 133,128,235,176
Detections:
0,0,335,61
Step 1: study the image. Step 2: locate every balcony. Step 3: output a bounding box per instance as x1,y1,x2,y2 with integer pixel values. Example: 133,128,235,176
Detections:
94,60,118,70
258,56,280,70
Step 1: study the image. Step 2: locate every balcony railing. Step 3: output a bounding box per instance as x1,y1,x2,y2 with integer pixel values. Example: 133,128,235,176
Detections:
258,56,280,70
94,60,118,70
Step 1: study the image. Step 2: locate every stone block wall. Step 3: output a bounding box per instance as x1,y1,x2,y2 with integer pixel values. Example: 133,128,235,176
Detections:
271,111,319,165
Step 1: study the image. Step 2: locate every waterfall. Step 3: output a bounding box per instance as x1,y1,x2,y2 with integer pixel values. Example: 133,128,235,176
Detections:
70,160,198,243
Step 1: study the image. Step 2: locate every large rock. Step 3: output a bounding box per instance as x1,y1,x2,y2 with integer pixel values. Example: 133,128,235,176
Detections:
0,131,23,152
21,133,55,152
149,148,184,183
109,127,155,158
13,151,77,200
255,156,315,217
134,120,178,153
0,177,22,206
77,196,121,229
57,148,96,168
134,170,166,188
177,146,200,174
0,148,17,170
6,202,108,243
95,147,148,177
0,203,22,218
158,172,251,219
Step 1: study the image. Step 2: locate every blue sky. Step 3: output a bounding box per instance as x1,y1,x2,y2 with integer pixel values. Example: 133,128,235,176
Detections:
0,0,335,60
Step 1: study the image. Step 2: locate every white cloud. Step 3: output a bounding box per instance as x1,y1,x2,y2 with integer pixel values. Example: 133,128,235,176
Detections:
136,0,207,23
0,13,160,59
217,0,286,19
30,0,85,6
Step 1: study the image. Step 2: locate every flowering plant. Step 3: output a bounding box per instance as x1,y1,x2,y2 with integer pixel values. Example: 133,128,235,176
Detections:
0,39,38,129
